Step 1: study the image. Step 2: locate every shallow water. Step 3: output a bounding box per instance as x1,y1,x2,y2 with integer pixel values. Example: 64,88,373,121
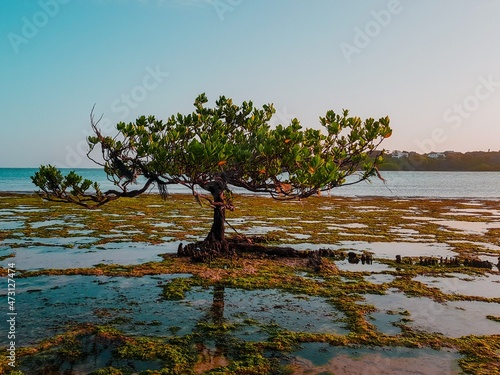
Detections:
2,274,196,346
276,240,457,260
17,334,164,375
362,291,500,337
0,241,172,270
368,311,403,335
338,241,458,259
328,223,369,230
223,288,349,336
291,344,462,375
1,276,348,348
364,273,395,285
2,235,96,247
445,207,500,217
0,220,24,230
30,219,68,229
241,224,286,235
414,273,500,299
435,219,500,235
335,260,392,272
389,227,420,236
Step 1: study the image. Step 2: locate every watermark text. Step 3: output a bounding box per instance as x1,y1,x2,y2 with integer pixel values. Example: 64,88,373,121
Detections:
60,64,169,168
8,0,71,54
415,74,500,153
206,0,243,21
340,0,410,63
6,262,17,368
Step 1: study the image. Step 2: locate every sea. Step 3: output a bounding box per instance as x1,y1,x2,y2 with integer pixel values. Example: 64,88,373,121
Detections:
1,168,499,199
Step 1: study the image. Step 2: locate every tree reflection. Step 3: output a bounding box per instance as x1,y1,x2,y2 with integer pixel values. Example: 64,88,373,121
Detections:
210,283,225,325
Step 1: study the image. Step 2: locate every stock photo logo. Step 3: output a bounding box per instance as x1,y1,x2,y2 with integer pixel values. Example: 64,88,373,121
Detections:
61,64,169,168
7,0,71,54
206,0,243,21
340,0,411,63
416,74,500,155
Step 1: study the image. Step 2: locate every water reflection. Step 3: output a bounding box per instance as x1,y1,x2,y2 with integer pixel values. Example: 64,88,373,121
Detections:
291,344,462,375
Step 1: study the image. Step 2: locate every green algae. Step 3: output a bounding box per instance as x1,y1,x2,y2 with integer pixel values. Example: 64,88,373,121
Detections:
454,335,500,375
161,276,200,300
116,336,196,373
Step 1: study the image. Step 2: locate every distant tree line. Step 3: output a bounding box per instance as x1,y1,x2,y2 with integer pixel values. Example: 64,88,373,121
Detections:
379,151,500,171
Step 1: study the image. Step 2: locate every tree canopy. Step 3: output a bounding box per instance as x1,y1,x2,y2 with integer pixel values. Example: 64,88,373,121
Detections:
32,93,392,209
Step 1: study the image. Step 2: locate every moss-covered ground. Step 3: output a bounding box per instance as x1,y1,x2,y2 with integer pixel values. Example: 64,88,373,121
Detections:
0,193,499,374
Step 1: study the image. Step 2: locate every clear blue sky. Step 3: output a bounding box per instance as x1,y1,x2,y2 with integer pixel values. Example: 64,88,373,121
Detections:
1,0,499,167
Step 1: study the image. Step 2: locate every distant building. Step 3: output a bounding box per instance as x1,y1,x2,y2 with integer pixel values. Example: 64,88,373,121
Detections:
391,150,409,158
427,152,446,159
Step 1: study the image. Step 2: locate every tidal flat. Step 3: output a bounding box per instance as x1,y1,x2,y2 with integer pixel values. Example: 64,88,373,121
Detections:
0,192,499,374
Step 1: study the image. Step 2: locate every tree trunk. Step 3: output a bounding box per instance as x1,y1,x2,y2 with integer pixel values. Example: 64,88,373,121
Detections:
177,177,335,263
206,188,225,243
177,178,232,261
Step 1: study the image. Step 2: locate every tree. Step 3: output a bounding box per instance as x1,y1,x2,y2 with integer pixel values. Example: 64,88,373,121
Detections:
32,94,392,260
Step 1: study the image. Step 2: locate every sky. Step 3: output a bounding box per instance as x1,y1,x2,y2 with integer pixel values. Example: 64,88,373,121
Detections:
1,0,500,168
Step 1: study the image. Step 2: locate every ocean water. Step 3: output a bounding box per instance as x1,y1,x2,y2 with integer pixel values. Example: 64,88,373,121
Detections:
0,168,168,194
1,168,499,199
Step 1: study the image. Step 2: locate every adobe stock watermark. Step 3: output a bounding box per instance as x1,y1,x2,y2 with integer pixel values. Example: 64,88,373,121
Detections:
340,0,411,64
60,64,170,168
7,0,71,54
415,74,500,154
269,106,298,127
206,0,243,21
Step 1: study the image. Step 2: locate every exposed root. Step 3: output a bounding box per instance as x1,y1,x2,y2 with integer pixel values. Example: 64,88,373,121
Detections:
178,239,234,262
177,235,343,273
